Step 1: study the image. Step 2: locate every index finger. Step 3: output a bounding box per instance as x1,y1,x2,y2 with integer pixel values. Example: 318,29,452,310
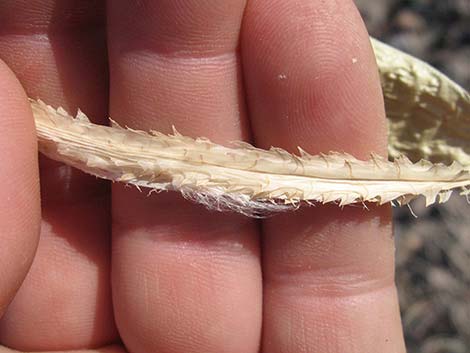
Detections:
240,0,406,352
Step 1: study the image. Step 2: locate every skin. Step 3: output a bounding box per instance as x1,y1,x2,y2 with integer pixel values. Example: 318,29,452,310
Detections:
0,1,406,352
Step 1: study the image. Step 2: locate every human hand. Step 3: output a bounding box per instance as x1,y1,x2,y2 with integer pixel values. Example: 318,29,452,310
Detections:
0,1,406,352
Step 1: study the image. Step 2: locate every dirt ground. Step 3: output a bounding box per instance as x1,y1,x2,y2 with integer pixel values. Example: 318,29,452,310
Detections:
354,1,470,352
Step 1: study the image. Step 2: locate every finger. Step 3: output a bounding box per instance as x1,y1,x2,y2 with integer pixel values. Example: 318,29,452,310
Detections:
0,343,127,353
0,1,117,350
0,62,40,317
241,1,406,352
107,1,262,353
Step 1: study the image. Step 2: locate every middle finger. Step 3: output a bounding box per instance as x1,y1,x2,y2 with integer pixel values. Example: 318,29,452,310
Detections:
107,1,262,352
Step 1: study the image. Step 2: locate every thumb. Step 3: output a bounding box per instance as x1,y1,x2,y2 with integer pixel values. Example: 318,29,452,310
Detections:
0,61,40,318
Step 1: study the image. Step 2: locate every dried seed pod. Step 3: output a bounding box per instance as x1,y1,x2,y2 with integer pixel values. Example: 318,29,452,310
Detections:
30,38,470,216
32,39,470,218
372,38,470,166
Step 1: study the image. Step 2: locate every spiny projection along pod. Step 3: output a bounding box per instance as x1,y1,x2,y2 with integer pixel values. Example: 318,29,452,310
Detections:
32,38,470,217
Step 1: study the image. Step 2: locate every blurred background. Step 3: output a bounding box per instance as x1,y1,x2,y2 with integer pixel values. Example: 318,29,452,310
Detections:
354,1,470,352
